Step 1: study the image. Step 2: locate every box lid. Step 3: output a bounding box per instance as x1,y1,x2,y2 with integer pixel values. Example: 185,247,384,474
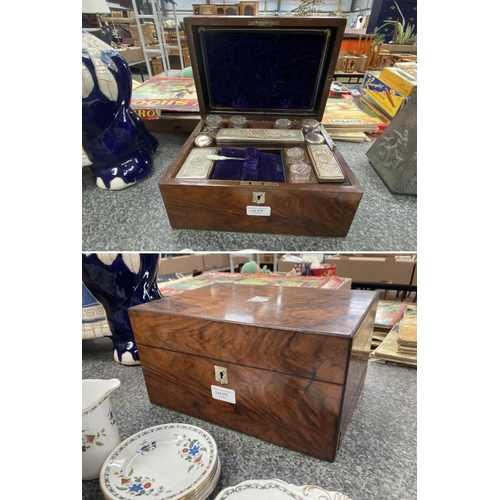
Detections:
184,15,346,120
132,283,376,337
129,283,377,385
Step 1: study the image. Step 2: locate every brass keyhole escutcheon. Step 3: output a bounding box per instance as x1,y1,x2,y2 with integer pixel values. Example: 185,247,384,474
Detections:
252,192,265,204
214,365,228,384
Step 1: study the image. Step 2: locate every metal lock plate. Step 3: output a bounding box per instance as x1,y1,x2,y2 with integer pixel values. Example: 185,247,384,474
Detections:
252,192,266,204
214,365,228,384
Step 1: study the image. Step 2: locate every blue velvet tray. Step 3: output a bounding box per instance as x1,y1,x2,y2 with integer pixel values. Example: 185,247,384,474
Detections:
210,147,286,183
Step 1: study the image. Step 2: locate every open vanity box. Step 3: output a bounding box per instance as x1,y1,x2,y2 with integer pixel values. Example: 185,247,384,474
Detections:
129,284,378,461
158,16,364,237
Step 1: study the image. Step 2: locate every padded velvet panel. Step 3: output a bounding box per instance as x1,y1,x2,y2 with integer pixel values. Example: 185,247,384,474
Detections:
211,147,285,182
196,29,334,112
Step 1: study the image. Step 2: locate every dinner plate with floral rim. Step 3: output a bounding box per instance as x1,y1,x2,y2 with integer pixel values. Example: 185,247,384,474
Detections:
100,423,218,500
213,479,352,500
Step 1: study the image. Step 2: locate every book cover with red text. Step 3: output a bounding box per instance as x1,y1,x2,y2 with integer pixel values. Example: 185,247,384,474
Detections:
131,77,199,119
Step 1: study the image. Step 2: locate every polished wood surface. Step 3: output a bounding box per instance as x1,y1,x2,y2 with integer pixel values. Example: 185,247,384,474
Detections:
130,286,377,385
137,346,343,461
131,285,376,336
338,305,376,445
158,123,363,237
157,15,361,237
129,285,378,461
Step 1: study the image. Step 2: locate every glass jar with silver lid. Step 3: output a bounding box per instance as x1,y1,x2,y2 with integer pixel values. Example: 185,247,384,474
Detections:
286,147,306,164
275,118,292,129
205,114,223,131
305,132,325,145
289,162,312,182
230,115,247,128
300,118,320,133
194,134,213,147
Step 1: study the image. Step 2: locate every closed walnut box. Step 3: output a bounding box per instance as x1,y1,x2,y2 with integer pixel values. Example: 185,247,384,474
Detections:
129,284,377,461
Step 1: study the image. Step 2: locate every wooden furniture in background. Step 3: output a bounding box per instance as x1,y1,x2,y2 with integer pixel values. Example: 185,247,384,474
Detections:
239,1,259,15
192,3,259,16
366,42,417,70
340,33,373,55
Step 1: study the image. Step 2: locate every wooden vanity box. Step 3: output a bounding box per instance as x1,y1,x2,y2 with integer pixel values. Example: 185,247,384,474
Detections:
128,284,378,461
158,16,364,237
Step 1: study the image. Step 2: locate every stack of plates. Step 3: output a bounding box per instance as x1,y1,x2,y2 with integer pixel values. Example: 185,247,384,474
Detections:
213,479,352,500
100,423,220,500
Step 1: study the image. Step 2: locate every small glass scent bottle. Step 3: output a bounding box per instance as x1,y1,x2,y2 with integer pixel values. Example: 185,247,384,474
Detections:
230,115,247,128
300,118,320,133
290,162,312,182
286,147,305,164
305,132,325,145
194,134,213,147
275,118,292,129
206,114,223,130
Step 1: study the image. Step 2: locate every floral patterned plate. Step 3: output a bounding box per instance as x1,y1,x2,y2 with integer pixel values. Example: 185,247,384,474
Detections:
100,423,218,500
213,479,352,500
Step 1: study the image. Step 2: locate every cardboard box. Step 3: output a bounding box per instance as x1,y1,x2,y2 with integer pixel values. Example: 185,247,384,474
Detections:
129,23,156,45
337,277,352,289
117,46,144,65
259,254,275,265
277,261,299,273
129,285,378,462
379,66,417,98
158,255,205,276
202,253,230,271
362,71,407,118
143,114,201,133
151,58,164,75
323,255,416,285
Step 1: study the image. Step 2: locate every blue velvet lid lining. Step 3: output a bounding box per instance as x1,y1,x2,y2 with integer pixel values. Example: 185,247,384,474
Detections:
192,27,338,115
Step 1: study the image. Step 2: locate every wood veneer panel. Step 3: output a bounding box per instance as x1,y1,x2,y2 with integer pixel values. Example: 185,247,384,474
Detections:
138,345,343,461
129,285,378,461
158,136,362,237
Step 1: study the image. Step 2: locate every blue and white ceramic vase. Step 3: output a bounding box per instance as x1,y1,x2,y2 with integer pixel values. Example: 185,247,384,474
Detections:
82,30,159,190
82,253,162,365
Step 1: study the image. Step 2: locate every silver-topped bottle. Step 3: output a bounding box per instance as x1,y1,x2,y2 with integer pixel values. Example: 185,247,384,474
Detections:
300,118,320,133
289,162,312,182
206,114,223,131
286,147,305,164
230,115,247,128
305,132,325,145
275,118,292,129
194,134,213,147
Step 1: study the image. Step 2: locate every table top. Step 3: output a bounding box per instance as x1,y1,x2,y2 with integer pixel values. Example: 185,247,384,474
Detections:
82,132,417,252
82,337,417,500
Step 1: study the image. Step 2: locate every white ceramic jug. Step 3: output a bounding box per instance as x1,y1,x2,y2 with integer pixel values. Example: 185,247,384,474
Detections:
82,378,121,480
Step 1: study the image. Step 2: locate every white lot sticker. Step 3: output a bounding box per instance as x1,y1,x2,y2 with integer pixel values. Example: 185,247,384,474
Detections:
247,296,270,303
211,385,236,404
247,206,271,216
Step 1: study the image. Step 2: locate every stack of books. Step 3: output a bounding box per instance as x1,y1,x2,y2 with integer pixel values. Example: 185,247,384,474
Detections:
372,304,417,367
321,97,382,142
396,305,417,354
370,300,408,349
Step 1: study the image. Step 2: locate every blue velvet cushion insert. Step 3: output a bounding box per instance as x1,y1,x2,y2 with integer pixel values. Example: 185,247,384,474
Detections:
211,147,285,182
